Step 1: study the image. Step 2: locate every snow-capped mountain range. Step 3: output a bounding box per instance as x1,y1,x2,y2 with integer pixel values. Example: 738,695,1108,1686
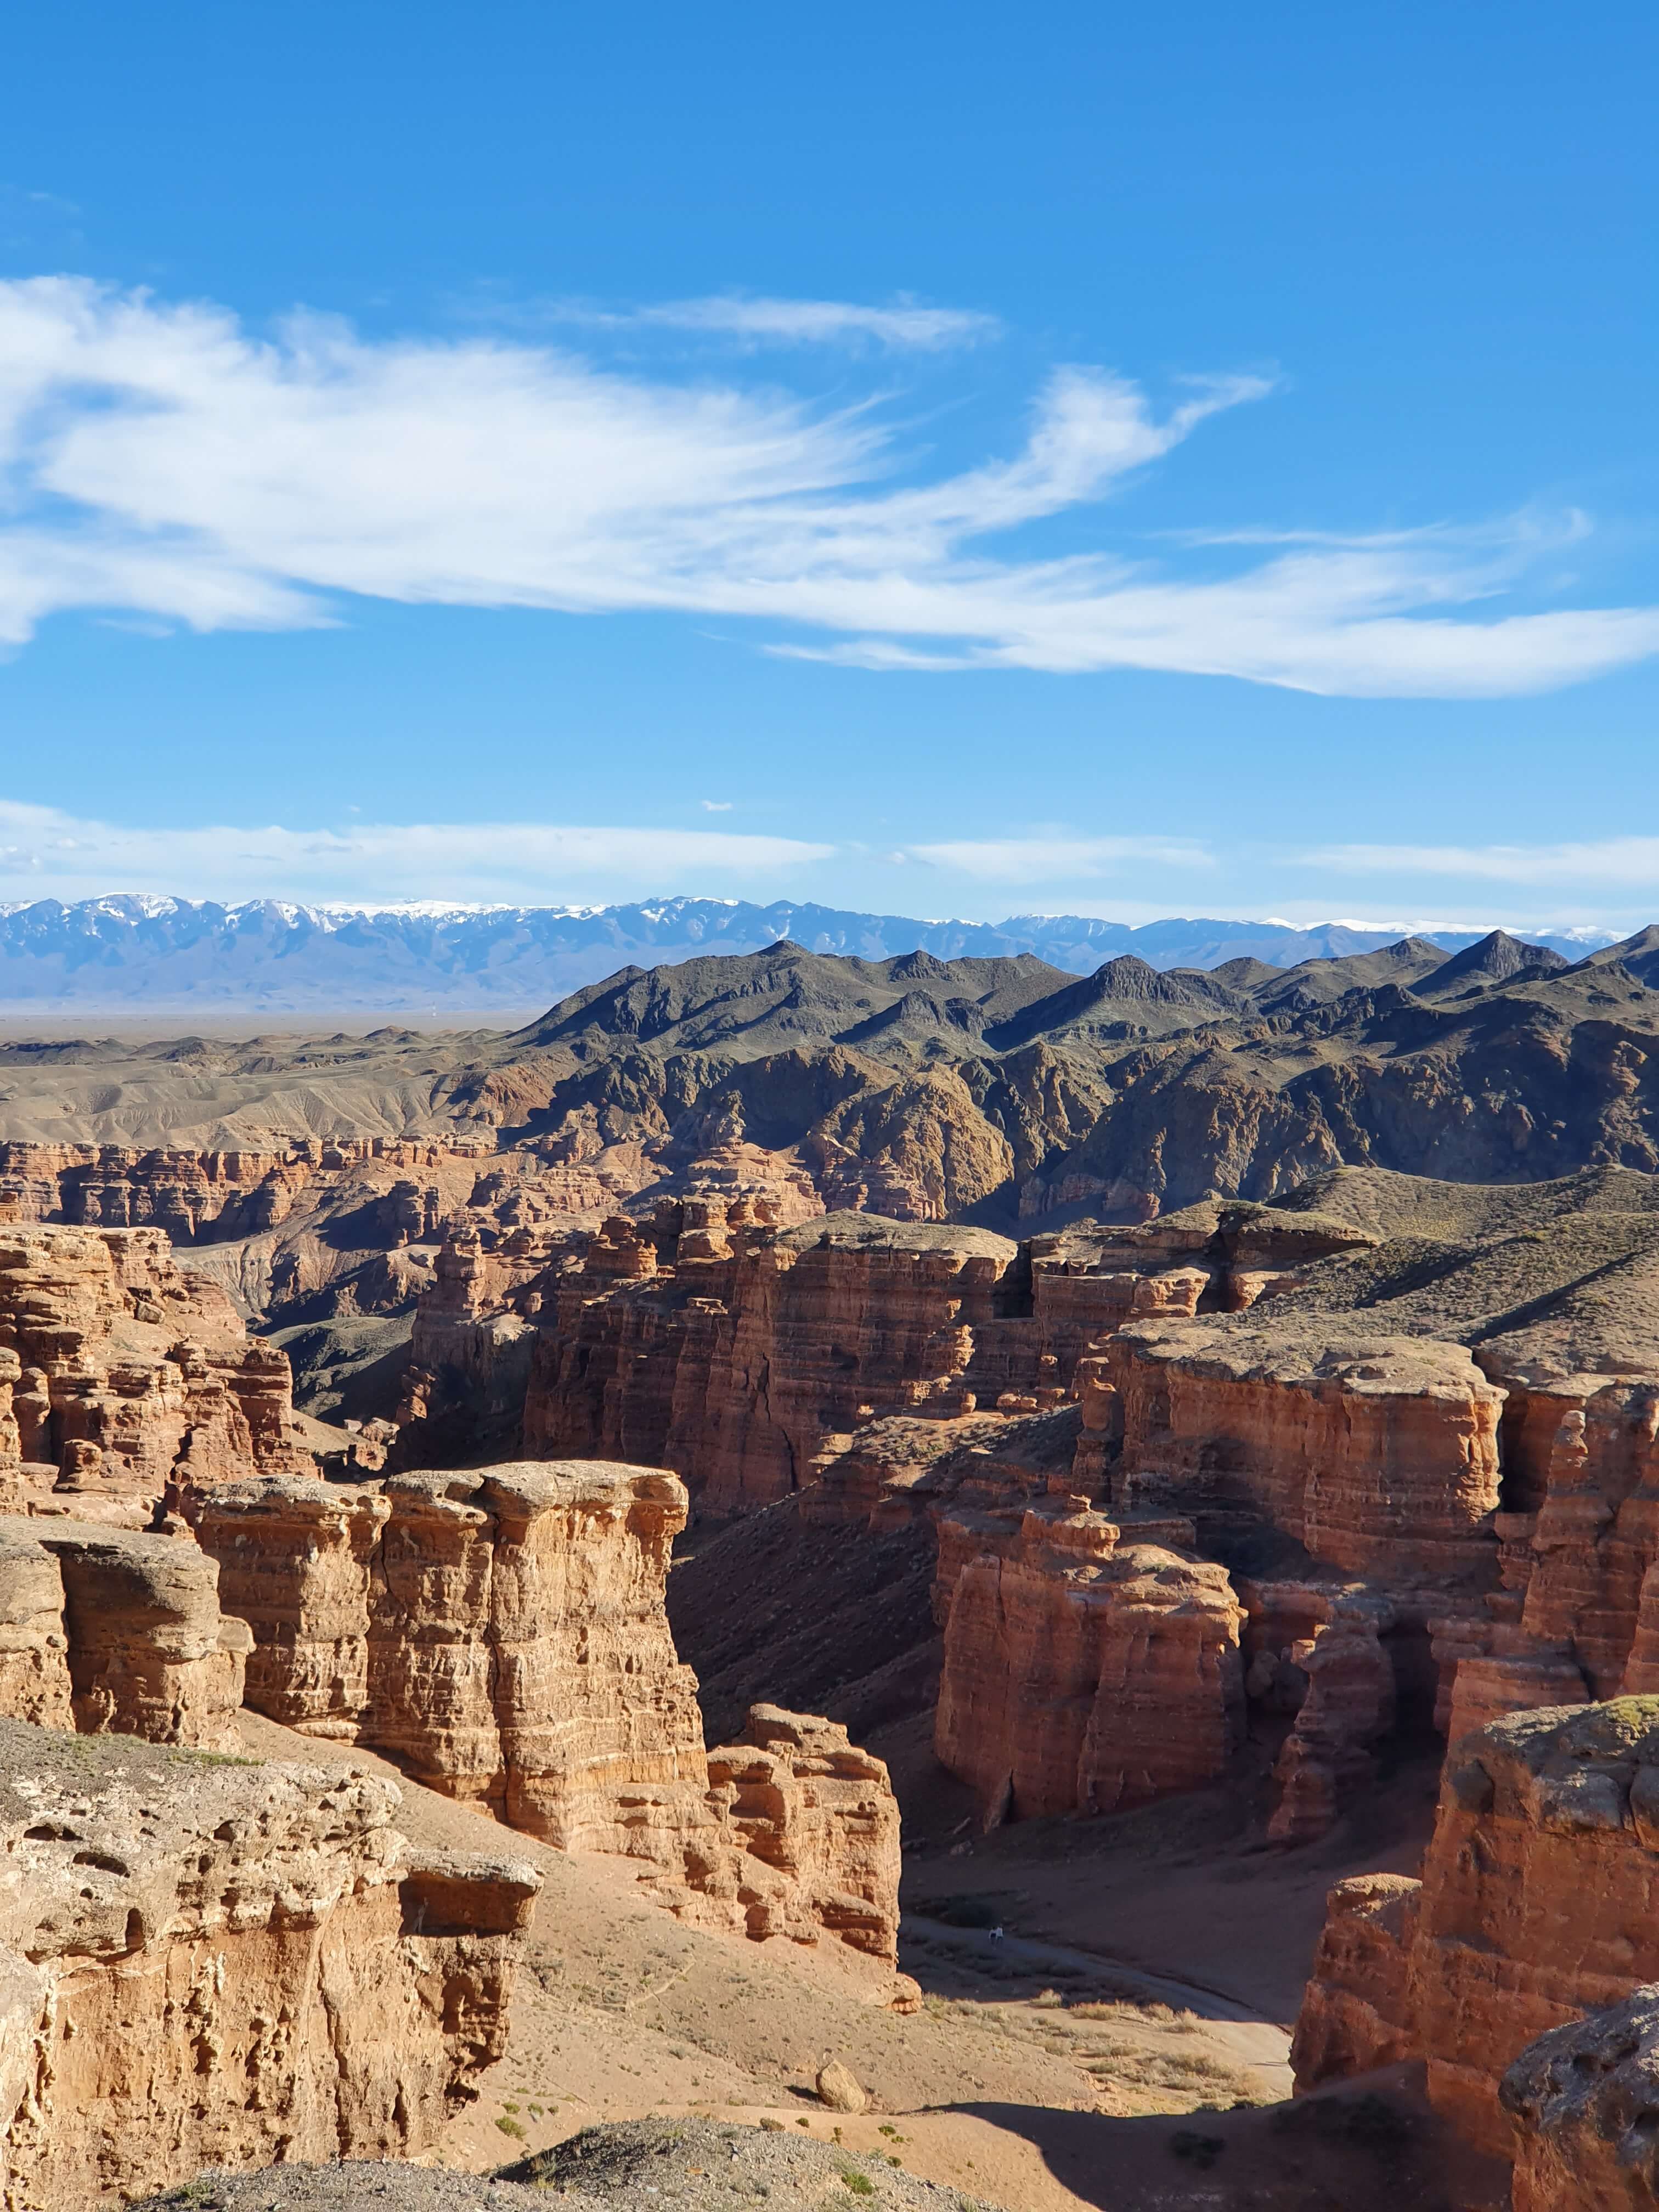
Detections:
0,895,1621,1022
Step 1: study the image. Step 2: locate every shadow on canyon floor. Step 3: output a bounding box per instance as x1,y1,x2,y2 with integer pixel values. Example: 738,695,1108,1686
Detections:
932,2072,1508,2212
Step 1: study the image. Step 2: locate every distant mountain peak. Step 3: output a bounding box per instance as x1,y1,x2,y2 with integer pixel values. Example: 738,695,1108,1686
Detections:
0,894,1629,1022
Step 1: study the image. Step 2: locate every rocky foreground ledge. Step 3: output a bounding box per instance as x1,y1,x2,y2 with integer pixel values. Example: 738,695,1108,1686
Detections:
132,2121,997,2211
0,1719,539,2209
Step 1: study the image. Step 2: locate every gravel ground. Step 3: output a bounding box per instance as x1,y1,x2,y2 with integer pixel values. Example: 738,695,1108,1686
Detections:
132,2121,998,2211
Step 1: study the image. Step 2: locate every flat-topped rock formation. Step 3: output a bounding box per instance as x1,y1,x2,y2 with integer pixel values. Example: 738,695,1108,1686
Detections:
1105,1318,1506,1579
191,1459,910,1996
0,1718,539,2207
190,1460,704,1838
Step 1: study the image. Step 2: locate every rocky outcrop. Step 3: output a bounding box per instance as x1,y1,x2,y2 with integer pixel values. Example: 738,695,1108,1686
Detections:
0,1516,251,1747
191,1461,705,1841
525,1215,1031,1515
1503,1985,1659,2211
0,1717,538,2209
658,1705,903,1967
0,1222,313,1518
1107,1319,1505,1579
1288,1871,1422,2085
934,1503,1243,1822
191,1462,909,1991
1294,1699,1659,2158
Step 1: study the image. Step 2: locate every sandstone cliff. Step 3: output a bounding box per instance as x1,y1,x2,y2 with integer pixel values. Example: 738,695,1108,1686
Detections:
191,1460,705,1839
1106,1318,1505,1579
1294,1699,1659,2158
0,1717,538,2209
192,1459,909,1993
934,1504,1243,1824
0,1222,312,1518
524,1214,1029,1515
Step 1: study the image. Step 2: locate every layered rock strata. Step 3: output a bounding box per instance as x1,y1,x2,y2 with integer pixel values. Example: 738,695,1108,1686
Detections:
191,1461,908,1988
0,1718,538,2210
191,1461,704,1841
0,1222,312,1518
524,1215,1029,1515
658,1705,903,1966
934,1504,1244,1824
1294,1699,1659,2157
1105,1319,1505,1579
0,1517,251,1747
516,1200,1360,1516
0,1136,483,1242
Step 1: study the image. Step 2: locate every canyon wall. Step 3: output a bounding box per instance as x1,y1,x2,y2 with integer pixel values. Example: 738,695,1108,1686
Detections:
1105,1319,1505,1580
523,1214,1031,1515
0,1717,538,2210
191,1460,705,1841
1294,1699,1659,2158
0,1222,312,1517
934,1504,1243,1823
516,1200,1354,1519
0,1136,487,1244
191,1458,909,1992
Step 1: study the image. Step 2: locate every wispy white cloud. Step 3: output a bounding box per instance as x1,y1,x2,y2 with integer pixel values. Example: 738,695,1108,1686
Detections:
0,799,833,905
545,293,1001,349
0,276,1654,697
906,834,1215,884
1306,836,1659,885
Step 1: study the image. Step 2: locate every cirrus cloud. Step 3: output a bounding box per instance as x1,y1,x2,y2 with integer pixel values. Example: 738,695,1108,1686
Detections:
0,276,1655,697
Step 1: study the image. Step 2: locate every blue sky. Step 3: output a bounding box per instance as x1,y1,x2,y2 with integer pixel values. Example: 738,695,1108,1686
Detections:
1,1,1656,928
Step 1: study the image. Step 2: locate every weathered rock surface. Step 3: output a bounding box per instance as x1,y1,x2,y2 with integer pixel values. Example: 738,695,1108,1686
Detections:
1107,1319,1505,1579
1263,1599,1398,1846
0,1717,539,2209
0,1222,313,1519
663,1706,904,1971
192,1461,704,1842
525,1214,1029,1515
1503,1984,1659,2211
192,1462,909,1990
934,1504,1243,1823
0,1516,252,1747
1295,1698,1659,2158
